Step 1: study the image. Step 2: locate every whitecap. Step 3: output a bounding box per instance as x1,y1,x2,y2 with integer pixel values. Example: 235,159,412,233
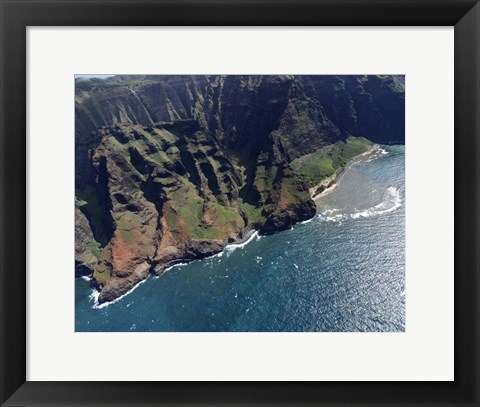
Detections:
88,289,99,304
224,231,259,256
318,186,401,222
164,262,189,272
91,275,150,310
298,216,315,225
320,213,344,222
350,186,401,219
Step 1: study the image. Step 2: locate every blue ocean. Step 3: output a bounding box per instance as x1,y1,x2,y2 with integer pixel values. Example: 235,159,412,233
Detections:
75,145,405,332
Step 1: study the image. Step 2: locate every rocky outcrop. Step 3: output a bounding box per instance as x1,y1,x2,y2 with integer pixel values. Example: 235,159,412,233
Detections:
75,75,405,302
75,199,99,276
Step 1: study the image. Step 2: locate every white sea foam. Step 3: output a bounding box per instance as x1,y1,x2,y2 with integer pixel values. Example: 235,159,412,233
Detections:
89,230,256,308
298,216,315,225
224,231,259,256
350,187,401,219
320,213,344,222
164,262,189,272
321,209,339,216
81,275,92,282
88,289,99,304
320,186,402,222
204,248,227,260
365,147,389,162
91,275,150,309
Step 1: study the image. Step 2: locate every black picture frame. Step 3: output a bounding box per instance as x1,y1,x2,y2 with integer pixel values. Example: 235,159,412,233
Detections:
1,1,479,406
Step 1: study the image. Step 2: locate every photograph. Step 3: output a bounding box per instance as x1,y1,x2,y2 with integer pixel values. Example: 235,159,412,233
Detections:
74,74,405,332
3,0,478,402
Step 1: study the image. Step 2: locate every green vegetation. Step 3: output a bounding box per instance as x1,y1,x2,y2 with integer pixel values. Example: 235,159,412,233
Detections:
342,137,373,159
253,164,279,197
190,200,243,240
164,182,245,241
165,186,204,234
291,137,372,187
120,229,136,244
73,75,405,302
75,75,158,93
280,175,309,203
76,185,110,245
93,268,111,286
117,211,142,231
88,240,102,259
238,199,266,226
206,203,239,223
191,227,223,240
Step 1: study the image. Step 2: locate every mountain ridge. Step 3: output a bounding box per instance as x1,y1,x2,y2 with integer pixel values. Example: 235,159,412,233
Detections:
75,75,405,303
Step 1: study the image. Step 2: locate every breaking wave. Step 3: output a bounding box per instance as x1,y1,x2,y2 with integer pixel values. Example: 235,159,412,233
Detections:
320,186,402,222
224,231,259,256
298,217,315,225
90,275,150,309
365,147,389,162
164,262,189,272
351,186,402,219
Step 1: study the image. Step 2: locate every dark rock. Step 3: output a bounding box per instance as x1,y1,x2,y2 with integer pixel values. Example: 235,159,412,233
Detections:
75,75,404,302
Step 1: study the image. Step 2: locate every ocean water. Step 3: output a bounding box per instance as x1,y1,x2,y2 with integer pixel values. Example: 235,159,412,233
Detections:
75,145,405,332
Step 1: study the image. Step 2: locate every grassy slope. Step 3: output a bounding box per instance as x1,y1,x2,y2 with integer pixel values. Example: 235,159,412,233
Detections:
291,137,372,188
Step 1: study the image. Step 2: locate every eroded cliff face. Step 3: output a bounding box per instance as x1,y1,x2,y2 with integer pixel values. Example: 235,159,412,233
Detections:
75,75,405,185
75,200,99,277
75,75,404,302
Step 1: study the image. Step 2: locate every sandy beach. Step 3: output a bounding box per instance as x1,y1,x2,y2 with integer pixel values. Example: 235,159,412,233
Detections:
311,144,380,200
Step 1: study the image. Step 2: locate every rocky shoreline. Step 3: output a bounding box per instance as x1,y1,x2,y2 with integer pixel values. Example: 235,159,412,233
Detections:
90,206,316,305
82,146,381,306
153,227,258,277
75,75,404,306
81,145,381,306
89,227,264,307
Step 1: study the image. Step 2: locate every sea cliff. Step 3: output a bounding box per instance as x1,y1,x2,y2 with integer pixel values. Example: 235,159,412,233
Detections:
75,75,405,303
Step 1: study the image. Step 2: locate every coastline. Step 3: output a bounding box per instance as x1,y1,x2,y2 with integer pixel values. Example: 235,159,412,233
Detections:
76,143,405,332
90,275,151,309
311,144,380,201
158,228,259,273
86,228,260,309
83,145,383,308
